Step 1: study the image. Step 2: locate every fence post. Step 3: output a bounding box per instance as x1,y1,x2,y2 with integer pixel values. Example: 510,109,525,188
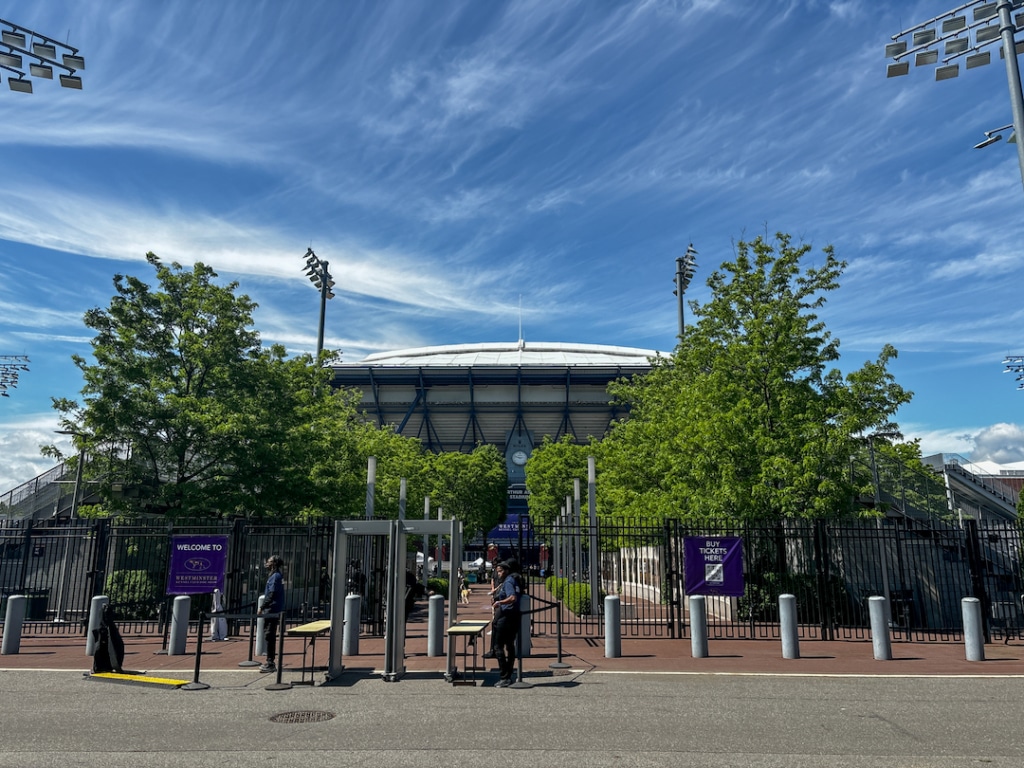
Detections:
779,593,800,659
963,519,992,643
962,597,986,661
1,595,27,654
812,518,833,641
690,594,708,658
868,595,892,660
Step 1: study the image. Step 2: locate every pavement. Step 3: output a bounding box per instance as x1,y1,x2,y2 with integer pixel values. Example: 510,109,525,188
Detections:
3,592,1024,767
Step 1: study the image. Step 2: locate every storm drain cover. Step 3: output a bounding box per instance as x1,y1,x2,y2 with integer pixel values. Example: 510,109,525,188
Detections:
270,710,336,724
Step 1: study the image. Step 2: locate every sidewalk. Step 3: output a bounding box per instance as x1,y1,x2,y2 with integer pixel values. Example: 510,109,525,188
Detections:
4,618,1023,678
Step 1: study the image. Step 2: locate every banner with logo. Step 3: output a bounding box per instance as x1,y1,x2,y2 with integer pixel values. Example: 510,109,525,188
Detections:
166,535,229,595
683,535,744,596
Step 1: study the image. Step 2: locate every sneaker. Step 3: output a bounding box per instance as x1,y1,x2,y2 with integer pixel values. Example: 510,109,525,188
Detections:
259,663,276,673
494,678,512,688
481,650,497,659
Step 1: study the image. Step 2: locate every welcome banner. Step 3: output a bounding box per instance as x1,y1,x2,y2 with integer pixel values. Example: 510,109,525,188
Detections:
166,535,229,595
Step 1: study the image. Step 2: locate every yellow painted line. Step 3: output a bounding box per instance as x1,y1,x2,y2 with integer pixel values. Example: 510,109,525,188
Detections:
87,672,187,688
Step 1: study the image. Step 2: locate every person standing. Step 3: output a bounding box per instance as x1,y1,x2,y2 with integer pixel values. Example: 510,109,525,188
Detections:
491,561,521,687
259,555,285,673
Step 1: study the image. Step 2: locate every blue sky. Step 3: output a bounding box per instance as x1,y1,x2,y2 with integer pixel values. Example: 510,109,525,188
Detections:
2,0,1024,492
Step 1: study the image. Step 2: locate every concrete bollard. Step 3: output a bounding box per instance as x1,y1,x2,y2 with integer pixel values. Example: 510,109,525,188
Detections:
255,595,267,656
779,593,800,659
690,595,708,658
961,597,985,662
868,595,892,660
427,594,445,657
85,595,109,656
343,593,361,656
169,595,191,656
604,595,621,658
2,595,27,655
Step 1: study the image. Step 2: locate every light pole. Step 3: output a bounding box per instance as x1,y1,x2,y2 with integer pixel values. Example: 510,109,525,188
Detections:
1002,355,1024,388
673,244,698,338
0,354,29,397
302,248,335,357
885,0,1024,193
1,17,85,93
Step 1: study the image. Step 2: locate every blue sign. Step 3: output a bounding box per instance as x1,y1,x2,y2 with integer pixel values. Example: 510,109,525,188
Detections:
485,513,534,545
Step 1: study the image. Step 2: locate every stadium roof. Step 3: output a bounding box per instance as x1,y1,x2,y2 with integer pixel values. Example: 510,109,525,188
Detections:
352,341,662,368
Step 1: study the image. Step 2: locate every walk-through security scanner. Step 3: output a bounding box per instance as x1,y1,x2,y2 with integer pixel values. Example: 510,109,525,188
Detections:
327,518,462,682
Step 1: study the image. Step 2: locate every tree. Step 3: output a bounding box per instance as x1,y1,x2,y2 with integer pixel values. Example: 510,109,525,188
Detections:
46,254,382,520
600,232,912,523
425,445,507,539
524,435,596,528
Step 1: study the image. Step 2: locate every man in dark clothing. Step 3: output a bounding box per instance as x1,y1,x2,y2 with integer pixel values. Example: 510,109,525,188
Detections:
259,555,285,673
491,561,521,687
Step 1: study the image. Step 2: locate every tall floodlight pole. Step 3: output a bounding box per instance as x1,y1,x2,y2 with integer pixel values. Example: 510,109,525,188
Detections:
673,244,698,338
1002,355,1024,388
885,1,1024,193
0,355,29,397
1,17,85,93
302,248,335,357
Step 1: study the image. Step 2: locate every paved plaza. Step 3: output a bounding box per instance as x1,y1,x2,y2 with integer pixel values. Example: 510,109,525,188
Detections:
3,617,1024,767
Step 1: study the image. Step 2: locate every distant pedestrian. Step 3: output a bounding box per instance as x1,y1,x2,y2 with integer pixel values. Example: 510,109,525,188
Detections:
258,555,285,673
491,561,521,687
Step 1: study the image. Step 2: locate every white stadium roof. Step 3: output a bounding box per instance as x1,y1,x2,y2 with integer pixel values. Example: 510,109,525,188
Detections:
354,341,661,368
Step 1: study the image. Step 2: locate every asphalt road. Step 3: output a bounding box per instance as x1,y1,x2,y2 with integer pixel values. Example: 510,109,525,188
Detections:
2,668,1021,767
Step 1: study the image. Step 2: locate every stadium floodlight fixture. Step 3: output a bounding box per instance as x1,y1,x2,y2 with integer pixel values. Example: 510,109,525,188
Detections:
0,354,29,397
975,122,1015,147
673,243,698,339
301,247,337,357
1,16,84,95
1003,355,1024,389
885,0,1024,194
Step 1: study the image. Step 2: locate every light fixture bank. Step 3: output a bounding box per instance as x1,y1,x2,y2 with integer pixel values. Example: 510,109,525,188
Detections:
1,17,84,94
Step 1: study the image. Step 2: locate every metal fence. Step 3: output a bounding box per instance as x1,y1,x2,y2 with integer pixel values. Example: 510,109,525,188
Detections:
3,515,1022,644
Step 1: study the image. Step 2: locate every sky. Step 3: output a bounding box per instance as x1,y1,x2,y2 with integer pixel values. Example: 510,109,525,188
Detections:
2,0,1024,493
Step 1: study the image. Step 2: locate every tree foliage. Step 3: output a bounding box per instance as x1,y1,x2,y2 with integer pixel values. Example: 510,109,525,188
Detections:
425,445,507,538
597,233,913,523
524,435,596,528
47,254,429,521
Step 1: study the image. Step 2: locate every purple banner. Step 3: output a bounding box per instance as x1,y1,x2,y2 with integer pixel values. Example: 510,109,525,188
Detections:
167,535,229,595
683,536,744,596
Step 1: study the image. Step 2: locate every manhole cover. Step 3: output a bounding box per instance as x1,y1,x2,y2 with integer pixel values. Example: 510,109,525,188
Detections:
269,711,335,724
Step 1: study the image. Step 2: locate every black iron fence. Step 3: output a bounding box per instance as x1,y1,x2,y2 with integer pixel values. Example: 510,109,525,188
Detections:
3,515,1021,643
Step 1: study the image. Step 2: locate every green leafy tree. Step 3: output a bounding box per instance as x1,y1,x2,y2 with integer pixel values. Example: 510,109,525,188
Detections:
425,445,507,539
524,435,597,528
601,232,912,523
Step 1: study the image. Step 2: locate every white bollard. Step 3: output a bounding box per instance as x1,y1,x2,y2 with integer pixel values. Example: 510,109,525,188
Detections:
868,595,892,661
427,594,445,657
255,595,267,656
85,595,109,656
961,597,985,662
779,593,800,659
2,595,27,655
168,595,191,656
343,593,361,656
690,595,708,658
604,595,621,658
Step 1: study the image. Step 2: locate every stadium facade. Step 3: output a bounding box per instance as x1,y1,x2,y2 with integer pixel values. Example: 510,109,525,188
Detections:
329,340,659,518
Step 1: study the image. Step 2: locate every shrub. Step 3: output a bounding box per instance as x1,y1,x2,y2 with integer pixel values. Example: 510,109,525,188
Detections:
564,581,604,616
427,577,449,597
545,575,568,599
104,569,160,619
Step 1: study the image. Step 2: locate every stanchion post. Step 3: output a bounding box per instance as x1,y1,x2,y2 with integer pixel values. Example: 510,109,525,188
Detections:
239,611,260,667
265,613,291,690
182,611,211,690
550,599,570,669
